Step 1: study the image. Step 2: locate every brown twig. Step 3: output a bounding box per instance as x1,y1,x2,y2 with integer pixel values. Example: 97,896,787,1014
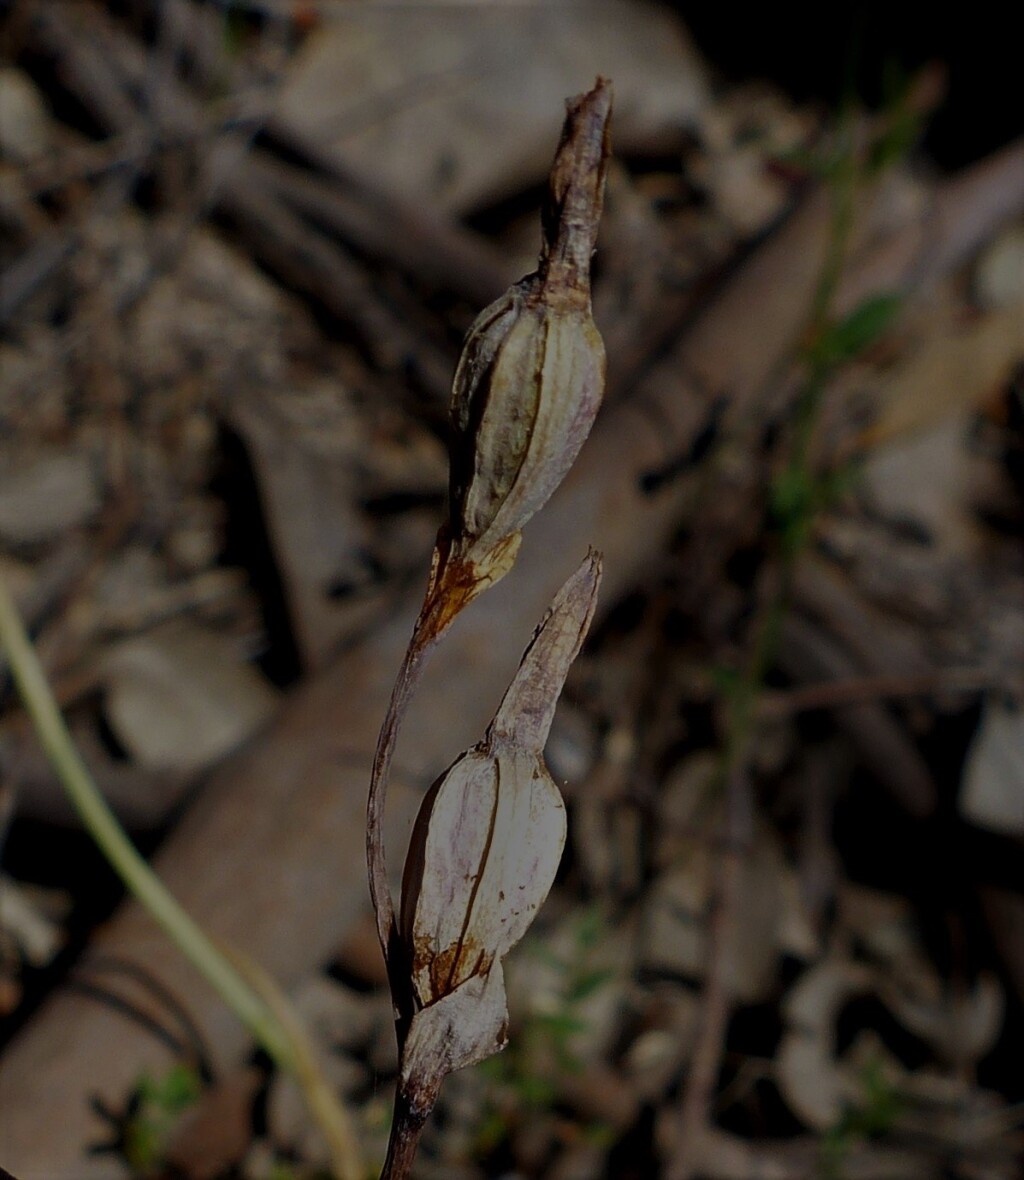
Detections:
23,1,457,401
778,612,938,817
665,765,752,1180
221,178,454,400
155,0,509,305
365,624,434,985
760,666,996,716
380,1095,428,1180
250,134,509,307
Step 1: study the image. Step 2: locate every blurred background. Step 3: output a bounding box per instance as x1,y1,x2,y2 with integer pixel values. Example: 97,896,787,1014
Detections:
1,2,1022,1177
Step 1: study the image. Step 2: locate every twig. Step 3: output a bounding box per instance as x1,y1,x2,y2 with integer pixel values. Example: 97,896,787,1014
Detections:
666,766,751,1180
160,0,509,304
777,613,937,817
251,133,508,307
365,626,434,985
380,1094,427,1180
759,666,995,716
220,178,454,400
27,1,454,400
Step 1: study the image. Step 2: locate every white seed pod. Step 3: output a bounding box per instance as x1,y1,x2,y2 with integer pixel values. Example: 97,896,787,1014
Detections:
397,552,602,1085
401,743,567,1008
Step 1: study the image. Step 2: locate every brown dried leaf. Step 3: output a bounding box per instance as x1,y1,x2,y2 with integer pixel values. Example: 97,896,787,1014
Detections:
777,955,875,1129
101,619,279,772
882,972,1005,1067
960,697,1024,837
276,2,706,214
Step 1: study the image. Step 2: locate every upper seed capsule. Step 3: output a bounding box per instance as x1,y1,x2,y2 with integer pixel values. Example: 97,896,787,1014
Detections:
448,79,612,562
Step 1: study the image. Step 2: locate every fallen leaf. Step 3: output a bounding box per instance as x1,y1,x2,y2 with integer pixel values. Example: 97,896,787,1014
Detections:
0,875,65,966
102,618,278,771
960,696,1024,837
777,955,874,1129
881,972,1005,1067
0,449,101,545
0,67,53,162
974,225,1024,309
862,295,1024,448
275,0,707,213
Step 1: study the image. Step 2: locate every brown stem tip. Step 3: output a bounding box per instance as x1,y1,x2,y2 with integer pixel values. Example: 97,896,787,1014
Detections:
541,77,614,288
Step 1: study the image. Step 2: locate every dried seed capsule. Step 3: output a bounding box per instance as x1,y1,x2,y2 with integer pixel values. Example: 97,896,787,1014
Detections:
448,79,612,562
396,551,602,1098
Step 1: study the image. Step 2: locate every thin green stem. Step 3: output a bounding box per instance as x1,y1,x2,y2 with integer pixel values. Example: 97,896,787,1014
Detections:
0,575,363,1180
792,119,858,476
0,575,292,1068
730,125,861,753
674,124,868,1180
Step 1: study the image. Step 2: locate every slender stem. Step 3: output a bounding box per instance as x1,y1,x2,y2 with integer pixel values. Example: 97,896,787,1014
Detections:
666,767,749,1180
365,542,508,1180
380,1093,428,1180
760,666,994,716
791,120,857,476
366,628,433,959
0,576,363,1180
0,576,292,1068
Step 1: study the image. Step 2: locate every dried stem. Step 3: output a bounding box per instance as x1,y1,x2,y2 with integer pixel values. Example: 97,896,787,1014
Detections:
540,77,612,288
665,766,751,1180
760,666,995,716
366,627,433,967
365,530,476,973
380,1095,428,1180
364,607,449,1177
